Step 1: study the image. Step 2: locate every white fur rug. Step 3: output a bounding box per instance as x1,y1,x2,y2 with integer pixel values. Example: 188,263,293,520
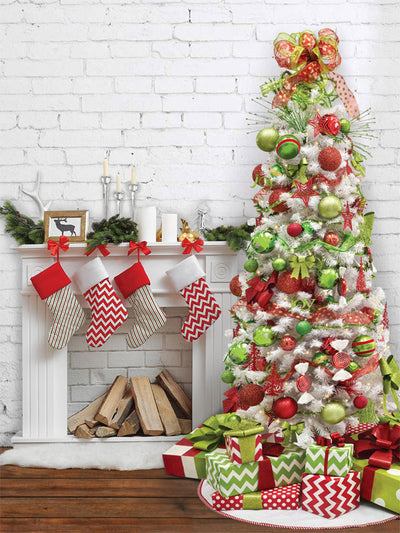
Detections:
0,442,167,470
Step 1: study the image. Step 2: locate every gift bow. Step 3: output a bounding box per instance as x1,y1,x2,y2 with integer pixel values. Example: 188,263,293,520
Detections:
47,236,69,260
281,421,304,446
84,244,110,257
316,431,345,448
187,414,263,452
379,355,400,413
181,238,204,255
354,422,400,469
245,271,278,308
128,240,151,262
289,254,315,279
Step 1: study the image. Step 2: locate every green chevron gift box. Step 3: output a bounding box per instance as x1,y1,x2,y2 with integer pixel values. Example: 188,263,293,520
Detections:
305,434,353,477
205,446,306,498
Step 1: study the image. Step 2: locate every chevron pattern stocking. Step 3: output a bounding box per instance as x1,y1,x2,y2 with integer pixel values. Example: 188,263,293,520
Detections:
180,278,221,342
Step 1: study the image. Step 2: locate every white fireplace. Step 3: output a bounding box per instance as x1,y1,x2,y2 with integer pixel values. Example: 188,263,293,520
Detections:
12,242,239,455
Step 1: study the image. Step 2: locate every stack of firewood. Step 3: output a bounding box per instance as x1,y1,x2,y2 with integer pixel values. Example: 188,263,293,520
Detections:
68,370,192,439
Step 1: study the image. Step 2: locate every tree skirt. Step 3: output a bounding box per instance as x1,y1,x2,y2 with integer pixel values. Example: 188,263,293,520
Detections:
198,480,398,530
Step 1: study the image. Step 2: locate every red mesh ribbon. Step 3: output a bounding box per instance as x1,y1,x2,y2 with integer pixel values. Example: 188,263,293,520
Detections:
181,238,204,255
245,271,278,308
85,244,110,257
47,236,69,261
354,422,400,469
128,240,151,262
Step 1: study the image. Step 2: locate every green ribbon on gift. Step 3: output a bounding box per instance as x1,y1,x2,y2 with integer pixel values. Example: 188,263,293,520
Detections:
242,492,263,510
282,421,305,446
187,415,262,452
379,355,400,413
289,254,315,279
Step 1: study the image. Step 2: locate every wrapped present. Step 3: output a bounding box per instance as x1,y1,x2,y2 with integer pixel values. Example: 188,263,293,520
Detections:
224,424,263,465
211,483,301,511
302,471,360,519
163,437,224,480
305,433,353,477
206,446,305,498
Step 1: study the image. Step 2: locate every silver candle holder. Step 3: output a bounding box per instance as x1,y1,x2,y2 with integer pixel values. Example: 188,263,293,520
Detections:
128,183,138,221
114,191,125,217
101,175,111,220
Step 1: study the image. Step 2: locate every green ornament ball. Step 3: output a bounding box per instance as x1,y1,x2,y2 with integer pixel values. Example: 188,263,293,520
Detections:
272,257,287,271
270,163,285,177
352,335,376,357
302,221,314,234
221,369,235,383
318,195,343,219
251,231,276,253
228,342,248,364
321,401,346,424
253,325,276,347
244,258,259,272
296,320,312,335
312,352,329,366
227,414,241,423
340,119,351,134
318,268,339,289
276,135,301,160
345,361,360,373
256,127,279,152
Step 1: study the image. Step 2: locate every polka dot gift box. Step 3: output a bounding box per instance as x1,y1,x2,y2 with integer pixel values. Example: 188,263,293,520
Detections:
211,483,301,511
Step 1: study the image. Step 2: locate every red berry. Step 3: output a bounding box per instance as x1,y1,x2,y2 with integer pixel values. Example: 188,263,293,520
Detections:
239,383,265,407
277,271,302,294
318,147,342,171
269,188,290,213
287,223,303,237
273,397,298,419
353,396,368,409
280,335,296,351
229,275,242,297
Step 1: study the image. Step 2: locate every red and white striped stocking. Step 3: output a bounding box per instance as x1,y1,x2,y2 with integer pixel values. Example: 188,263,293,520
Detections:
166,256,221,342
74,258,128,347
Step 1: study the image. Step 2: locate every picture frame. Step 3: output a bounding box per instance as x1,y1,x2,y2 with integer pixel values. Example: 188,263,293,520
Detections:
44,210,89,243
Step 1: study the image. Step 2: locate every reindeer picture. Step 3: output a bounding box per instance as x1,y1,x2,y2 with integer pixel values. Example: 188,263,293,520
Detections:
44,210,88,243
54,218,76,237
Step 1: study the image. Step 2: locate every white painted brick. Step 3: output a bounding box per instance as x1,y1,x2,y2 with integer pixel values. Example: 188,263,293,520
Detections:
71,42,111,59
165,334,191,350
155,77,193,94
73,77,114,94
0,79,31,95
60,112,100,130
145,351,181,367
0,129,38,147
90,368,128,385
183,112,222,129
2,95,80,111
0,113,17,130
68,369,90,386
4,60,83,77
0,4,23,22
19,112,59,129
152,41,190,58
87,58,166,76
40,130,122,147
89,24,173,42
125,129,204,147
71,352,107,369
196,77,236,93
127,367,161,382
190,42,232,58
108,5,189,23
23,5,66,23
27,43,71,60
114,77,153,94
32,78,74,95
174,23,252,41
190,5,232,23
163,94,242,112
101,112,140,130
7,23,89,42
82,94,161,112
109,42,151,58
26,148,65,165
70,385,109,402
108,351,145,367
166,58,249,76
142,113,182,129
64,5,108,22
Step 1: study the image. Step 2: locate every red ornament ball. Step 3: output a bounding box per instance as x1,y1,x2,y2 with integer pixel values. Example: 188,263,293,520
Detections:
296,375,312,392
320,114,341,136
353,395,368,409
255,356,267,371
287,223,303,237
318,147,342,172
229,275,242,297
239,383,265,407
323,231,340,247
269,188,290,213
277,271,302,294
280,335,296,351
252,164,269,188
273,397,298,419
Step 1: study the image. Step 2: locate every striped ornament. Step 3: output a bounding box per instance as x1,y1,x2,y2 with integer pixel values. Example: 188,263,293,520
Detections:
46,285,85,350
126,284,166,349
352,335,375,357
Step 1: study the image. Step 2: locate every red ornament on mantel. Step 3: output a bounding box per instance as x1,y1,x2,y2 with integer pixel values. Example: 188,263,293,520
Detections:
273,397,298,419
280,335,297,351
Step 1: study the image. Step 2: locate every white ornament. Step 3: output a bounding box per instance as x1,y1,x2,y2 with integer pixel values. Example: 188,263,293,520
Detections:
294,362,309,375
331,339,349,351
298,392,314,404
333,369,353,381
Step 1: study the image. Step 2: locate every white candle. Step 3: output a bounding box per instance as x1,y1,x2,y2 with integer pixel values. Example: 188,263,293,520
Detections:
138,206,157,242
162,214,178,243
131,166,136,184
103,156,108,176
116,172,121,192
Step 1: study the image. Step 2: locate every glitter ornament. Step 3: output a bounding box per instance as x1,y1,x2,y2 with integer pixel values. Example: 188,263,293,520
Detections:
251,231,276,253
297,375,312,392
228,342,248,364
253,325,276,347
227,413,241,423
318,195,343,219
312,352,329,366
337,278,347,296
323,231,340,247
256,127,279,152
321,401,346,424
252,164,269,187
280,335,296,351
340,119,351,134
352,335,375,357
345,361,360,373
239,383,265,407
353,395,368,409
276,135,301,160
273,397,298,419
277,271,302,294
244,258,258,272
287,222,303,237
296,320,312,335
302,221,314,234
221,369,235,383
318,268,339,289
270,163,285,177
255,356,267,371
320,114,341,136
229,275,242,297
272,257,287,271
269,188,290,213
318,146,342,171
332,351,351,369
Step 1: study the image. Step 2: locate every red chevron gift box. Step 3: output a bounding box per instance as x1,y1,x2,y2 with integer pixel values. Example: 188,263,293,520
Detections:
224,426,263,465
211,483,301,511
302,471,360,519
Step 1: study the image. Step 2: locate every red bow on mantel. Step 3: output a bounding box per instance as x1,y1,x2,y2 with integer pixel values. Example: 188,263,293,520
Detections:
48,236,69,261
128,240,151,262
181,238,204,255
354,422,400,470
85,244,110,257
246,271,278,308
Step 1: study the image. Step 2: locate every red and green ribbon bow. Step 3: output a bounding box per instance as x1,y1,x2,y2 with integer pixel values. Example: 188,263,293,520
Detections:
84,244,110,257
354,422,400,469
128,240,151,262
181,238,204,255
47,236,69,261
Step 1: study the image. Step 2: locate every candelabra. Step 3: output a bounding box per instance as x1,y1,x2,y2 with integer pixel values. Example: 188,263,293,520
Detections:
128,183,138,220
114,191,125,217
198,206,209,232
100,175,111,220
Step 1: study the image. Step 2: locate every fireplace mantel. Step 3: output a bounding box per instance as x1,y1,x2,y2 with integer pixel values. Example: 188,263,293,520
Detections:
13,242,239,454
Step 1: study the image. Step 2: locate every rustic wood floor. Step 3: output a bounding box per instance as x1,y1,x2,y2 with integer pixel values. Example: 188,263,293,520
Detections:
0,448,398,533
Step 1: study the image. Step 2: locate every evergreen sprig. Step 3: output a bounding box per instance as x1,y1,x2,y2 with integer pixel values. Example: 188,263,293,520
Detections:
0,201,44,244
202,224,253,251
86,214,138,252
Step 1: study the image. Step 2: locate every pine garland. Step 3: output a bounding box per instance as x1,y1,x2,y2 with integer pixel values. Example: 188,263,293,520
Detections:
86,214,138,252
202,224,253,251
0,201,44,244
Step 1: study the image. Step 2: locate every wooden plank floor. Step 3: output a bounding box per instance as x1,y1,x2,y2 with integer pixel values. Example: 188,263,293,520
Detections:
0,448,398,533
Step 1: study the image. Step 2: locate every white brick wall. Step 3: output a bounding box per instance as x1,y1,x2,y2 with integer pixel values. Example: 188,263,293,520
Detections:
0,1,399,445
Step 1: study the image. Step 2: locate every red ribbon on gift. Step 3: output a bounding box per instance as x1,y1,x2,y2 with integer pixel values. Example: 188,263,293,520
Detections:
85,244,110,257
316,432,345,475
245,271,278,309
128,240,151,262
181,238,204,255
48,236,69,261
262,442,284,458
354,422,400,470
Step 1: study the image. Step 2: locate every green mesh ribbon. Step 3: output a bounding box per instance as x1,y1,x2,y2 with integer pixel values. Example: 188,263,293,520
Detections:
358,212,374,246
380,355,400,413
276,231,356,254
